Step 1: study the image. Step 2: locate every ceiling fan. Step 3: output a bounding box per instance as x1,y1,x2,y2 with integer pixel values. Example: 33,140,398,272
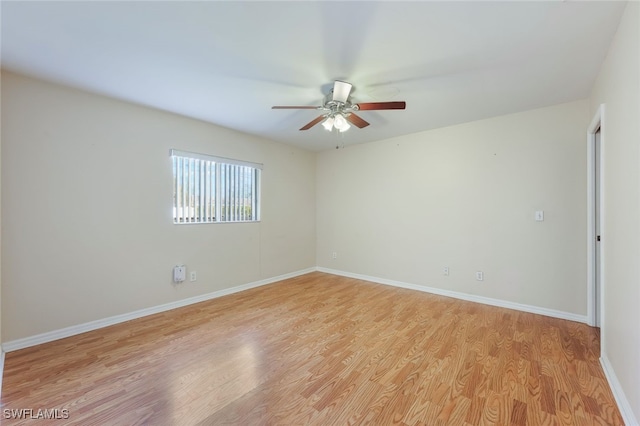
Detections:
272,81,406,132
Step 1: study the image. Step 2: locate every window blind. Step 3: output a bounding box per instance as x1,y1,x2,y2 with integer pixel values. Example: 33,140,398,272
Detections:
171,150,261,224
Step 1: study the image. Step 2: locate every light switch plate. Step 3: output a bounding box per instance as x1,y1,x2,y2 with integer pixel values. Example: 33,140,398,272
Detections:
535,211,544,221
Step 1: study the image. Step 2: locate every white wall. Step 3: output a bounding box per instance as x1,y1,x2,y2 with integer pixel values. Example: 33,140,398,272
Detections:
317,100,589,316
589,2,640,423
1,71,316,342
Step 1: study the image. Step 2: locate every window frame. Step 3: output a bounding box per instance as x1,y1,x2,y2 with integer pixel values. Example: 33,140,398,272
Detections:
170,149,262,224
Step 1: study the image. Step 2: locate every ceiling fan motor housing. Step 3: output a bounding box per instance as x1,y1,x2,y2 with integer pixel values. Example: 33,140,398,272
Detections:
323,91,357,117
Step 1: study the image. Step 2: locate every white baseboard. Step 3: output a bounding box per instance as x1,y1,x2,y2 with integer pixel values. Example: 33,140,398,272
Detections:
316,267,589,324
1,267,316,353
601,354,639,426
1,266,589,351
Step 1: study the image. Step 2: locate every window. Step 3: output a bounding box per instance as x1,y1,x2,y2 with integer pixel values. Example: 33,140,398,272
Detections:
170,149,261,224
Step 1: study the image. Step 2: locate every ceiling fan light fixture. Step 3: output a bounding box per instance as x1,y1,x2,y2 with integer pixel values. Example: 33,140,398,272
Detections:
333,113,350,132
322,116,335,131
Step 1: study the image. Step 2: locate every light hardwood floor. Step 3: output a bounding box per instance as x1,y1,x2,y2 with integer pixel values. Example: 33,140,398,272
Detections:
2,272,623,425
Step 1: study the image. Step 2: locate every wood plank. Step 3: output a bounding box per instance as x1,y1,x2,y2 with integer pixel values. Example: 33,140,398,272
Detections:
1,272,624,425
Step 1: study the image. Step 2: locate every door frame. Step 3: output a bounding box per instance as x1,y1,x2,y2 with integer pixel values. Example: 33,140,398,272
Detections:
587,104,605,328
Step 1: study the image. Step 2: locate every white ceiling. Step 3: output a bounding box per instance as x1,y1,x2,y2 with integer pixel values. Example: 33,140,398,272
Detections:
1,1,627,151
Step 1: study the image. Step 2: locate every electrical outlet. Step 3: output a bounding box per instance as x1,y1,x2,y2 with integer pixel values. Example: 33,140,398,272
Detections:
443,267,449,276
190,271,197,282
476,271,484,281
332,251,337,259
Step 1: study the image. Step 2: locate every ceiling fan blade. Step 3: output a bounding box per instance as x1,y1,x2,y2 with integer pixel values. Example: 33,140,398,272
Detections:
300,115,326,131
356,101,406,110
332,81,353,103
272,106,319,109
346,113,370,129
